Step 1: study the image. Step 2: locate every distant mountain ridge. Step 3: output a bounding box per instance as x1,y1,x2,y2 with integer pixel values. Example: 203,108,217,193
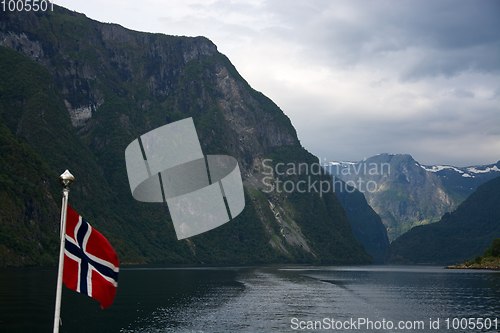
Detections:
386,176,500,265
324,154,500,241
419,161,500,197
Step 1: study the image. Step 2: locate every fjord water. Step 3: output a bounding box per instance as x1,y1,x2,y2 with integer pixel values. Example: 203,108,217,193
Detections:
1,265,499,332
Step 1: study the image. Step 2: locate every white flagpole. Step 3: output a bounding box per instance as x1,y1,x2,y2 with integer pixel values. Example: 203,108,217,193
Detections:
53,170,74,333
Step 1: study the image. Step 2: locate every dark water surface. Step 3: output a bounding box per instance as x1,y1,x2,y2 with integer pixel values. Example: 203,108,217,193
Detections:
0,265,499,332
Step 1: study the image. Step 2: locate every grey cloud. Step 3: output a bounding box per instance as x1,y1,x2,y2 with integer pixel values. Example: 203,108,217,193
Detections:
494,88,500,99
293,96,499,166
400,1,500,50
450,89,474,99
400,44,500,81
369,78,389,87
196,0,262,15
261,0,500,79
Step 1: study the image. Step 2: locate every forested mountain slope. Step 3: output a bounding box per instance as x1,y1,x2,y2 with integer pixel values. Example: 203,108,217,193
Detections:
386,176,500,265
0,6,371,266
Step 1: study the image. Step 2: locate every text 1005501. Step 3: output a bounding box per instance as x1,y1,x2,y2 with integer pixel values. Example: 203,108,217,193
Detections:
2,0,53,12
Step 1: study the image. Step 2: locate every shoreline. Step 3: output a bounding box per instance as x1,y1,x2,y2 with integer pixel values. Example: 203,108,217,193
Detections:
446,257,500,271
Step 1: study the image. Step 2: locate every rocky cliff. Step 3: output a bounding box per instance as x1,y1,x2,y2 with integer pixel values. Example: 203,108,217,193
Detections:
330,177,389,263
0,6,371,265
326,154,499,241
325,154,460,241
386,176,500,265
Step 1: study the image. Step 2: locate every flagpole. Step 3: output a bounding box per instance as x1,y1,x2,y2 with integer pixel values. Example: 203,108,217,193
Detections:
53,170,74,333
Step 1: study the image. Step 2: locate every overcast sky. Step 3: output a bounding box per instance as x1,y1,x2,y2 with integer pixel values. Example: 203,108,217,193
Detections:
57,0,500,167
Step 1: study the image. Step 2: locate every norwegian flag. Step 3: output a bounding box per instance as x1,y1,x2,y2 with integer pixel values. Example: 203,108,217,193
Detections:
63,206,119,309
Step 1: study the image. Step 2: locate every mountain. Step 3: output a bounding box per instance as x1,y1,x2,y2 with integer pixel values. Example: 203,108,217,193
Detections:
324,154,459,241
331,177,389,263
0,6,371,266
385,176,500,265
419,161,500,198
0,119,60,265
324,154,500,241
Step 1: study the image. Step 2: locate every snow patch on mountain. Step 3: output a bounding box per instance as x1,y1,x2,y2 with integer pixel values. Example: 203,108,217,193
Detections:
324,161,357,166
420,165,464,173
467,166,500,174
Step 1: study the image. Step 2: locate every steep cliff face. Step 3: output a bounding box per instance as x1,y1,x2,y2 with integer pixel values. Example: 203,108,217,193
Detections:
331,177,389,263
386,176,500,265
325,154,460,241
0,6,371,265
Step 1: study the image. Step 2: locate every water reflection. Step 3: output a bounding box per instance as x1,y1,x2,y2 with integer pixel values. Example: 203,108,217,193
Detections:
0,265,498,332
